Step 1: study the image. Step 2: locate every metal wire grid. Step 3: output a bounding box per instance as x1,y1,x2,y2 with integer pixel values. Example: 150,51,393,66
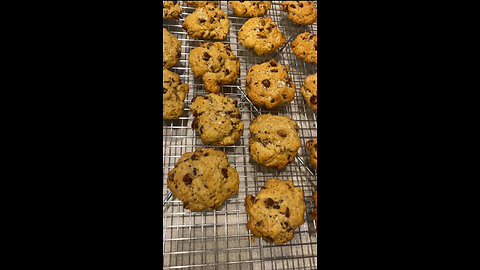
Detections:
163,1,318,269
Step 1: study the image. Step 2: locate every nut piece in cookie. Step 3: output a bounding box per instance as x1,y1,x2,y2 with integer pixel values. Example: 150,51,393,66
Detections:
238,17,286,55
182,5,230,40
246,59,295,109
167,148,239,211
189,42,240,93
163,28,181,69
245,178,306,244
291,32,317,64
163,69,189,119
190,93,244,145
249,114,301,169
184,1,218,7
163,1,181,20
300,73,317,110
229,1,272,18
281,1,317,25
306,139,317,168
312,190,317,231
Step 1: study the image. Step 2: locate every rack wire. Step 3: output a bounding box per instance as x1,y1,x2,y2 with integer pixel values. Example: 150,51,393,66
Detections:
163,1,318,269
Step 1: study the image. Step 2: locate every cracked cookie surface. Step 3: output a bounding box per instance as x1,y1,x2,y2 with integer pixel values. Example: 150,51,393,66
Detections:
246,59,295,109
190,93,244,145
184,1,218,7
300,73,317,110
189,42,240,93
281,1,317,25
249,114,301,169
163,69,189,119
182,5,230,40
306,139,317,168
163,1,181,20
245,178,306,244
229,1,271,18
291,32,317,64
238,17,286,55
163,28,181,69
167,148,239,211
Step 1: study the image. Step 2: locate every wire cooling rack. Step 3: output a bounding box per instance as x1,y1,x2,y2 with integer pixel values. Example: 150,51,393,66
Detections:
163,1,318,269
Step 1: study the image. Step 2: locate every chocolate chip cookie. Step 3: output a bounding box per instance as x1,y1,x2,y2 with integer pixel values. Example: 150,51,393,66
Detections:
182,5,230,40
189,42,240,93
190,93,244,145
184,1,218,7
167,148,239,211
229,1,272,18
306,139,317,168
163,28,181,69
291,32,317,64
245,178,306,244
163,1,181,20
245,59,295,109
249,114,301,169
281,1,317,25
300,73,317,110
238,17,286,55
312,189,317,231
163,69,189,119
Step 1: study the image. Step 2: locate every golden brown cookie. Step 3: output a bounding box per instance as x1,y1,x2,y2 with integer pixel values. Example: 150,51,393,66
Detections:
182,5,230,40
229,1,271,17
281,1,317,25
163,69,189,119
249,114,301,169
245,178,306,244
163,28,181,69
163,1,181,20
300,73,317,110
167,148,239,211
238,17,286,55
189,42,240,93
245,60,295,109
306,139,317,168
291,32,317,64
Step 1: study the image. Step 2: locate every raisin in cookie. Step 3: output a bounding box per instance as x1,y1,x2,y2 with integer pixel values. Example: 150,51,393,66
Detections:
281,1,317,25
246,59,295,109
163,69,189,119
238,17,286,55
306,139,317,168
184,1,218,7
249,114,301,169
300,73,317,110
163,1,181,20
312,190,317,231
167,148,239,211
163,28,181,69
190,93,244,145
245,178,306,244
291,32,317,64
182,5,230,40
189,42,240,93
229,1,271,18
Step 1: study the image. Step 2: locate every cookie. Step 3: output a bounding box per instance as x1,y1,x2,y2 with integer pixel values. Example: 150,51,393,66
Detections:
312,190,317,231
163,1,181,20
182,5,230,40
184,1,218,7
190,93,244,145
163,69,189,119
281,1,317,25
291,32,317,64
245,59,295,109
167,148,239,211
189,42,240,93
163,28,181,69
249,114,301,169
306,139,317,168
238,17,286,55
300,73,317,110
229,1,271,18
245,178,306,244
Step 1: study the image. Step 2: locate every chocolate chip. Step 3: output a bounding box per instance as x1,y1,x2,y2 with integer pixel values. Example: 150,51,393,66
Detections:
163,88,167,94
209,17,215,24
204,152,209,156
310,95,317,105
233,100,238,106
168,172,176,181
191,154,198,160
184,201,189,207
264,198,274,207
183,174,193,185
256,221,263,226
220,15,225,20
281,221,290,229
192,118,199,129
225,69,230,75
193,168,198,175
250,196,256,204
265,236,273,242
271,69,278,73
270,98,275,103
199,126,204,134
199,18,206,23
211,33,216,38
262,79,270,88
234,114,241,119
191,96,197,102
173,1,177,4
282,94,287,99
314,44,317,50
285,207,290,217
269,60,277,67
204,184,208,188
290,4,296,8
260,186,266,190
203,52,210,61
277,130,287,137
221,168,228,178
217,56,222,62
299,3,303,7
273,204,280,209
314,144,317,149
